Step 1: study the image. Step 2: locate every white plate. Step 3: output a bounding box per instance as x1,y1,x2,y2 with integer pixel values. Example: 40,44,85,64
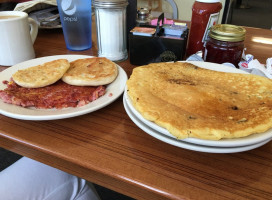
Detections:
124,61,272,147
0,55,127,120
123,95,271,153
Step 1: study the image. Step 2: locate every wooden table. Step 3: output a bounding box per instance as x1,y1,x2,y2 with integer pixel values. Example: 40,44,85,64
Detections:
1,27,272,200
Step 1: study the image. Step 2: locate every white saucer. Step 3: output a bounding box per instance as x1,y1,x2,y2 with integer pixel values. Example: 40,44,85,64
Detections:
123,95,271,153
124,61,272,148
0,55,127,120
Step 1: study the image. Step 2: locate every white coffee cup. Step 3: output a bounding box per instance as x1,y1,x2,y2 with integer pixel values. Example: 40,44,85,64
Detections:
0,11,38,66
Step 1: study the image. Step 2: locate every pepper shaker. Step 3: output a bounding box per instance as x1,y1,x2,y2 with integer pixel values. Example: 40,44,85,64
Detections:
136,7,151,26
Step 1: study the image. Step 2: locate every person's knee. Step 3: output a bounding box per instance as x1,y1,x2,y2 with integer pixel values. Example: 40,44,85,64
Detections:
0,157,100,200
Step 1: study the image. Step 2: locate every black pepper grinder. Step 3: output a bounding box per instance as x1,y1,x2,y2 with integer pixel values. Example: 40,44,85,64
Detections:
127,0,137,30
127,0,137,48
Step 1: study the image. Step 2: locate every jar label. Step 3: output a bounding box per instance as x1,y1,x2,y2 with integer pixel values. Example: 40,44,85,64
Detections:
202,12,220,43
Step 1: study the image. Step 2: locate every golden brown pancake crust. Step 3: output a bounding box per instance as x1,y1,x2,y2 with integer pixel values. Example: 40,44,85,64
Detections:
12,59,70,88
127,62,272,140
62,57,118,86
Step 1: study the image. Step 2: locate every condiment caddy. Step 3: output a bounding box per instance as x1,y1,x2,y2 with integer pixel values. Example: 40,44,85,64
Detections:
129,13,188,65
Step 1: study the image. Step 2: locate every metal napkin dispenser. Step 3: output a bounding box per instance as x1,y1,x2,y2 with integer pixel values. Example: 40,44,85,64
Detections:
129,13,188,66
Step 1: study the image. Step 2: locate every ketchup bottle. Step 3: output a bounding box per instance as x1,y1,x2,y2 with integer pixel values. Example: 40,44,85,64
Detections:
186,0,222,57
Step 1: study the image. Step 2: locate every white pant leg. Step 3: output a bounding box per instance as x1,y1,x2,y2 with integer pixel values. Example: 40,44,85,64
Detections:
0,157,101,200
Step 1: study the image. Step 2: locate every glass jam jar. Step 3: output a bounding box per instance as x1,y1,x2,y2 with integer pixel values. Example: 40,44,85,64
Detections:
204,24,246,67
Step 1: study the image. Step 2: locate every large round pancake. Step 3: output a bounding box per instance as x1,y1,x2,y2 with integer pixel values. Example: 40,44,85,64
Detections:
62,57,118,86
127,62,272,140
12,59,70,88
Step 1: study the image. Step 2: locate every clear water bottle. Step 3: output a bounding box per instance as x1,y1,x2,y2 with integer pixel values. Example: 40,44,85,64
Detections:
57,0,92,51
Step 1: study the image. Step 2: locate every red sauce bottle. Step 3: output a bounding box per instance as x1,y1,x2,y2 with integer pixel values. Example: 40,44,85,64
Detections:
186,0,222,57
204,24,246,67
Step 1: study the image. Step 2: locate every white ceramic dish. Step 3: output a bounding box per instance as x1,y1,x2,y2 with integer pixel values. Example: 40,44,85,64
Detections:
123,95,271,153
124,61,272,147
0,55,127,120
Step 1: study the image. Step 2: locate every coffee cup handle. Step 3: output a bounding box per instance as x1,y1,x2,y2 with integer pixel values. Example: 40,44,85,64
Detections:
28,17,38,43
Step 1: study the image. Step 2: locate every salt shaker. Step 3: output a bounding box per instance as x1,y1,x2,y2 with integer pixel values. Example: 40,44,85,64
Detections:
136,7,151,26
93,0,128,61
